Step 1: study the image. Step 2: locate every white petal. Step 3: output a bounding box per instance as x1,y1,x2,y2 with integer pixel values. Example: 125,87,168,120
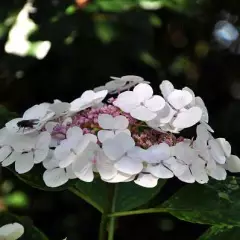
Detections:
72,148,92,174
177,168,195,183
147,164,173,178
113,91,139,113
106,80,125,91
144,95,165,112
98,114,114,129
115,129,131,136
174,142,197,165
11,134,36,152
2,151,20,167
131,105,157,121
190,159,208,184
45,121,58,133
120,75,145,83
66,165,77,179
5,118,25,134
196,123,210,141
43,168,68,187
35,131,51,149
0,223,24,240
208,165,226,180
84,134,98,143
159,80,174,99
182,87,195,106
167,90,193,110
55,146,75,168
209,139,226,164
94,90,108,104
143,143,170,163
66,126,83,140
114,156,143,175
96,151,117,180
0,146,12,162
226,155,240,172
23,103,49,120
127,146,146,159
62,117,72,126
49,102,70,116
114,115,129,130
102,133,135,160
195,97,209,123
133,83,153,102
164,157,188,176
172,106,202,128
216,138,231,158
159,104,176,124
74,162,94,182
42,155,59,169
15,152,34,174
134,173,158,188
34,148,49,163
102,171,133,183
98,130,115,143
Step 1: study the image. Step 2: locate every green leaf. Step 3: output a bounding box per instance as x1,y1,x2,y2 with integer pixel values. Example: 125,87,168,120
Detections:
114,180,166,212
7,166,76,191
198,225,240,240
162,177,240,226
71,178,110,213
96,0,137,12
0,212,48,239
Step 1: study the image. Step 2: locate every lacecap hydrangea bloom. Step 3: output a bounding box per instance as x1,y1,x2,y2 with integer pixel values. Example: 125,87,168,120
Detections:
1,75,240,188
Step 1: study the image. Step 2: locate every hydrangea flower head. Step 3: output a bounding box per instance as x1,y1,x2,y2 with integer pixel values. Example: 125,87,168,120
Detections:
1,75,240,188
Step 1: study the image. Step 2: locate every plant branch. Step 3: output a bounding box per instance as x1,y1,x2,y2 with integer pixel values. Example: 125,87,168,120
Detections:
108,208,169,217
107,184,118,240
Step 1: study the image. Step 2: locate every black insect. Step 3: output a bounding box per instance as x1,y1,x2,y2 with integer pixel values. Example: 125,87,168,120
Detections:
17,119,39,131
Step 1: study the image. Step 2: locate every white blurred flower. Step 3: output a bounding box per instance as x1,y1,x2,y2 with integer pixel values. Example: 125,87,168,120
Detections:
183,87,211,127
5,103,55,134
0,223,24,240
102,171,134,183
94,75,150,94
70,89,108,113
159,80,203,129
72,142,117,182
97,114,130,142
134,173,159,188
54,126,97,168
225,155,240,173
43,150,76,187
114,83,166,121
102,133,143,175
193,124,227,180
49,100,71,118
0,129,51,174
171,141,209,184
54,126,117,182
142,143,174,179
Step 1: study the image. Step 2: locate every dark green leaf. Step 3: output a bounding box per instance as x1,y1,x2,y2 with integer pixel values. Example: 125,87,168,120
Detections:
7,166,76,191
114,180,166,212
71,178,110,213
0,211,48,239
162,177,240,226
198,225,240,240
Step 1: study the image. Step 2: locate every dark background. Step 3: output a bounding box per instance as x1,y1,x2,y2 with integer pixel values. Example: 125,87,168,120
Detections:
1,0,240,239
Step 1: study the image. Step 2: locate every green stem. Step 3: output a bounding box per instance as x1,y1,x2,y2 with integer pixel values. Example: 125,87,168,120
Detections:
99,214,108,240
108,208,168,217
107,184,118,240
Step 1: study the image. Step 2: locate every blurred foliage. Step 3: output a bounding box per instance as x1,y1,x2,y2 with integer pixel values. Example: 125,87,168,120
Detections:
1,0,240,239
